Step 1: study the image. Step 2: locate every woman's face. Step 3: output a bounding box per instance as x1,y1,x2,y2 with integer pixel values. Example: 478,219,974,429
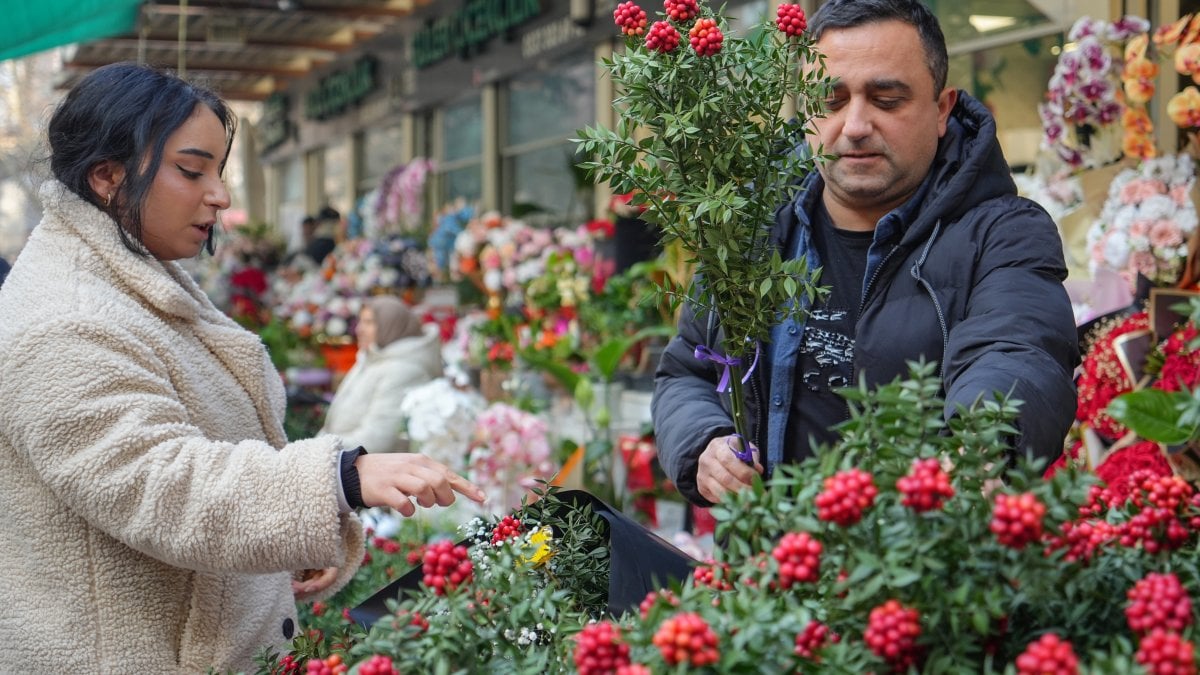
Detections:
139,104,231,260
357,307,377,349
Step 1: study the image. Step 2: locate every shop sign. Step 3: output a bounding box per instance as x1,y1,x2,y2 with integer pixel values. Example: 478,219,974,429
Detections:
305,56,378,120
411,0,544,69
260,93,291,151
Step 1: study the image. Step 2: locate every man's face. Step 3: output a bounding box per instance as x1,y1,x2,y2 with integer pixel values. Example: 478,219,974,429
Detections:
807,20,956,222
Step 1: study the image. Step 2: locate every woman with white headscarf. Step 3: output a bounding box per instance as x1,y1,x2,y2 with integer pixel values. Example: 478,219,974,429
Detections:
321,295,443,453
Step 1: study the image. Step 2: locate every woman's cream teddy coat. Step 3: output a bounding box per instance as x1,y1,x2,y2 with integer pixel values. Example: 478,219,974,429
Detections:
0,182,364,672
320,325,443,453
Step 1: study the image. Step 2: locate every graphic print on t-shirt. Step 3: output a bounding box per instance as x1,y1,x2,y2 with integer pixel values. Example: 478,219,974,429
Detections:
801,309,855,389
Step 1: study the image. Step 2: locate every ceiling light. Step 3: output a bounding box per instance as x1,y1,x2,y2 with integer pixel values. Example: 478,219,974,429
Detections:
968,15,1018,33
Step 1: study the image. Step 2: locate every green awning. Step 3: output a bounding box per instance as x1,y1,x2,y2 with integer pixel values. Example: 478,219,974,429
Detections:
0,0,143,62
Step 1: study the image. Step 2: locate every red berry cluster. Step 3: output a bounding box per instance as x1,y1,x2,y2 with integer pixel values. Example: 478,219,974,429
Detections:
692,560,734,591
393,608,429,633
652,612,721,667
639,588,680,620
491,515,524,545
1136,628,1197,675
1044,518,1118,563
990,492,1046,549
663,0,698,22
772,531,822,588
1126,572,1194,636
305,655,348,675
574,621,631,675
897,458,955,512
775,3,807,37
1120,505,1191,553
645,21,681,53
794,620,840,660
371,535,402,555
358,655,398,675
422,540,473,595
688,18,723,57
615,666,651,675
1146,475,1193,510
864,600,922,672
613,1,648,37
815,468,878,526
278,654,303,675
1014,633,1079,675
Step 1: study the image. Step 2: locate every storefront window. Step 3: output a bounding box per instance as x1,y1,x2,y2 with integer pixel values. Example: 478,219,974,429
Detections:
361,124,406,193
439,93,482,204
930,0,1077,169
503,50,595,223
278,157,306,250
947,33,1062,168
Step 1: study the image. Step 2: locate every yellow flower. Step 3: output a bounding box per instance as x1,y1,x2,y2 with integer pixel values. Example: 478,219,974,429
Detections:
524,526,555,566
1168,86,1200,128
1175,42,1200,76
1124,77,1156,105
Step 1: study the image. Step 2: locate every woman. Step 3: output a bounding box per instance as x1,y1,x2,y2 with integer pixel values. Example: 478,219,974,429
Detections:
321,296,443,453
0,63,483,672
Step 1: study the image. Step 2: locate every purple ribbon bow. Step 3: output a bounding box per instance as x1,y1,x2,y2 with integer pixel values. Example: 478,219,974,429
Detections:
693,343,761,393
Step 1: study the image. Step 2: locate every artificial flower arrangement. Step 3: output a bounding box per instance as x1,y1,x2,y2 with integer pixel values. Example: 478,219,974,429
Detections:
1086,153,1199,287
373,158,436,240
465,402,558,515
397,377,488,471
271,237,433,343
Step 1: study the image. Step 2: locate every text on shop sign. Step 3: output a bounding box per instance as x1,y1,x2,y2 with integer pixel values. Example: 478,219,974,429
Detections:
306,57,377,120
411,0,544,69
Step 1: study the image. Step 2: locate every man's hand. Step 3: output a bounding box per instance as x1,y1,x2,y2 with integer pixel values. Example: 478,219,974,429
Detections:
696,434,763,503
357,454,486,516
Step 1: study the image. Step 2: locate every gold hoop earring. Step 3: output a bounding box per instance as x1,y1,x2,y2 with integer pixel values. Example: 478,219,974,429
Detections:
104,192,112,207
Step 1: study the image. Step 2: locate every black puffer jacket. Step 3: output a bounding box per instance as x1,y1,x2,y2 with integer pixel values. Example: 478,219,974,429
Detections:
652,93,1080,505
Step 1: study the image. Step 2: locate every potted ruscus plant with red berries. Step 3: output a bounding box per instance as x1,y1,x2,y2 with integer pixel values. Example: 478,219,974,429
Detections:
566,362,1200,672
576,0,831,446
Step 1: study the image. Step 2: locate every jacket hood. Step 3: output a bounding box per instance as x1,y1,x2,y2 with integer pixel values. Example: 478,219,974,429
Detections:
359,324,443,379
898,92,1017,247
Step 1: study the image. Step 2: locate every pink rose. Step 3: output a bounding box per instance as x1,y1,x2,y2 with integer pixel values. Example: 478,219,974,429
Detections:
1149,219,1184,248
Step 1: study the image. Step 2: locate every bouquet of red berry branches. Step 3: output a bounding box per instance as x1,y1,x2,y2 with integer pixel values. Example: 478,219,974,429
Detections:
577,0,831,444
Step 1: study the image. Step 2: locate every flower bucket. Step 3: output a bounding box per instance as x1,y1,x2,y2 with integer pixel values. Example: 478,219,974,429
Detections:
319,342,358,374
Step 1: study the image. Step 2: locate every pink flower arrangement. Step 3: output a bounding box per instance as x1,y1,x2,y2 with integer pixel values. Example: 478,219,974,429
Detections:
374,158,437,235
1086,154,1198,288
467,402,557,514
1039,16,1149,168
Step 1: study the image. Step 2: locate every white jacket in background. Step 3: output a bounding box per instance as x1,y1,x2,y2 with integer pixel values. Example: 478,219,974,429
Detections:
321,325,443,453
0,181,364,672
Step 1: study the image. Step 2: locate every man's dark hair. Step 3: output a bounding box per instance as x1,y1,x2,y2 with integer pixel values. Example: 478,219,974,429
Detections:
809,0,949,95
47,62,236,256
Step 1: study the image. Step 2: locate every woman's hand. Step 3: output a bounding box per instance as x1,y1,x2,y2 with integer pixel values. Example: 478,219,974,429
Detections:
357,453,486,516
292,566,339,597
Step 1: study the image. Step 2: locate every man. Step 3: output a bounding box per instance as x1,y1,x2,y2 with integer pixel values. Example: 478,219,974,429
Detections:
652,0,1079,506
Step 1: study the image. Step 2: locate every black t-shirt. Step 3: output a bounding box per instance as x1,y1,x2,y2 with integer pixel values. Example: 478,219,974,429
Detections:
783,203,873,463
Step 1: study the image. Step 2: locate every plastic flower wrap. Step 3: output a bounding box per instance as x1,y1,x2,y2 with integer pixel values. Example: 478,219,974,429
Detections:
398,378,487,470
1086,154,1198,287
466,402,557,514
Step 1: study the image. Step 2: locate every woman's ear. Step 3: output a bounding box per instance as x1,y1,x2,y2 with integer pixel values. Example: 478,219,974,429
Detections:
87,160,126,206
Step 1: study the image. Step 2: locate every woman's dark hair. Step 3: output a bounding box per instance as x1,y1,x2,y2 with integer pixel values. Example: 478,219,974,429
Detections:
47,62,237,256
809,0,949,96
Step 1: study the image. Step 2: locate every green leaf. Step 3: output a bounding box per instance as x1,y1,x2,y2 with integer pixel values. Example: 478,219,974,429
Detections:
1107,389,1195,445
